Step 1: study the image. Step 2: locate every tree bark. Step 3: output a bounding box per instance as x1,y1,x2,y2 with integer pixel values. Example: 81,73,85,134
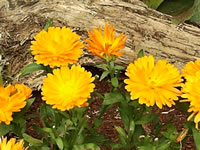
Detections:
1,0,200,89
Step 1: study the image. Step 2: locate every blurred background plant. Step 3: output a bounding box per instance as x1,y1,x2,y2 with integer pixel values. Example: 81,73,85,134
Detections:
143,0,200,25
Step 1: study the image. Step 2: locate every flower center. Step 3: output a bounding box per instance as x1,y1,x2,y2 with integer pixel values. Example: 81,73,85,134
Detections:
105,43,112,51
59,83,77,99
147,78,158,89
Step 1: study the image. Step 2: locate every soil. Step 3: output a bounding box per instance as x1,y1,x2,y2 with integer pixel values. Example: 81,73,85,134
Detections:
25,66,196,150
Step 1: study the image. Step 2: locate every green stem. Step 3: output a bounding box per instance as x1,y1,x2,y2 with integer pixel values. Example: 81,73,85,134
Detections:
69,109,87,149
109,61,114,78
38,111,53,150
105,56,115,78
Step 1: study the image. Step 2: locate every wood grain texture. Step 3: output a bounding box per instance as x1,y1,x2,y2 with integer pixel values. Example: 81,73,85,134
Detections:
1,0,200,89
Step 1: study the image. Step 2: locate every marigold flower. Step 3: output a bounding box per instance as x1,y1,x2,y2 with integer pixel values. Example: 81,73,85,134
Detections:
41,65,95,111
85,22,127,59
30,27,84,68
0,84,32,125
124,56,182,109
182,59,200,80
181,71,200,129
0,137,28,150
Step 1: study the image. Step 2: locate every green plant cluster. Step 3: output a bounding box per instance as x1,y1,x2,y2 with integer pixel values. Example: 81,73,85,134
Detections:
143,0,200,25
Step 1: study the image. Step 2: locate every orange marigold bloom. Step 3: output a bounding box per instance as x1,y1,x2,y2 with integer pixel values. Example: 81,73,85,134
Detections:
0,84,32,125
85,22,127,59
124,56,182,109
41,65,95,111
0,137,28,150
30,27,84,68
181,71,200,129
182,59,200,80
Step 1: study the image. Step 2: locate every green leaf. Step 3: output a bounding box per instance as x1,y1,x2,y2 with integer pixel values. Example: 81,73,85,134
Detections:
162,124,178,141
24,114,38,120
171,5,196,24
94,92,104,99
71,118,88,146
41,147,50,150
44,18,53,31
157,0,194,16
12,123,25,137
128,100,140,108
190,0,200,24
42,128,56,141
115,126,127,145
73,143,100,150
58,111,70,119
12,117,26,127
137,49,144,58
119,101,132,131
32,124,46,136
0,74,3,86
94,118,101,128
192,126,200,150
100,71,110,81
110,143,123,149
144,0,164,9
139,143,156,150
109,61,115,69
23,133,42,146
128,120,135,138
25,98,35,110
103,93,124,105
132,125,145,143
84,128,108,145
40,104,47,120
157,141,171,150
56,137,64,150
125,92,131,102
96,64,108,70
111,77,119,87
20,98,35,115
41,104,56,124
114,65,125,70
20,63,46,77
135,114,155,125
0,123,13,136
184,121,193,129
157,0,198,24
176,101,190,113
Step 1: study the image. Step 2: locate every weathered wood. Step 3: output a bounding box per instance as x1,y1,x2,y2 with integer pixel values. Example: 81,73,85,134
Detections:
0,0,200,89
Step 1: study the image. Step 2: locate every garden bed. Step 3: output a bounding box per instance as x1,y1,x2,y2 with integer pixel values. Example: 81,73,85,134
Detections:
24,66,196,150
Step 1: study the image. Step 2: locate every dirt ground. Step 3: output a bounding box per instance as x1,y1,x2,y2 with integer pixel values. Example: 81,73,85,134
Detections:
25,66,196,150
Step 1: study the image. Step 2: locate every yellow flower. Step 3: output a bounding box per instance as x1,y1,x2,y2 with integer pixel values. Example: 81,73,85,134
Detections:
181,71,200,129
41,65,95,111
182,59,200,80
0,137,28,150
85,22,127,59
30,27,84,68
124,56,182,109
0,84,32,125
